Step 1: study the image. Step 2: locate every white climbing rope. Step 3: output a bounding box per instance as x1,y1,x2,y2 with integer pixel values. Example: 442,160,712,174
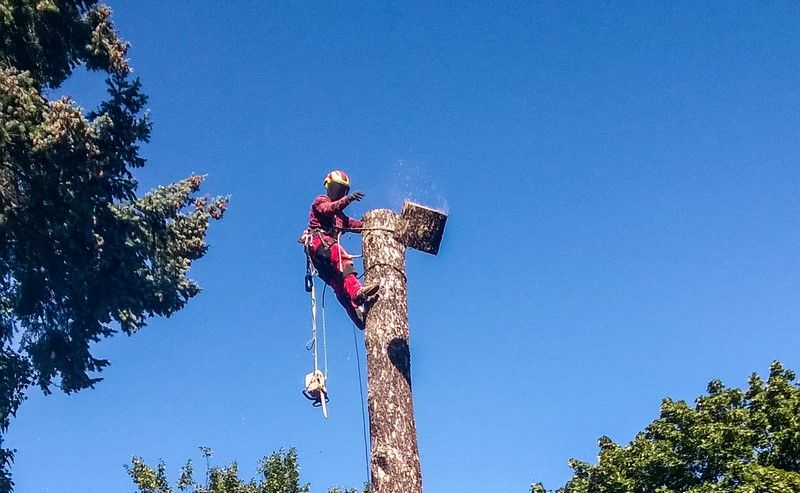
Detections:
304,256,328,418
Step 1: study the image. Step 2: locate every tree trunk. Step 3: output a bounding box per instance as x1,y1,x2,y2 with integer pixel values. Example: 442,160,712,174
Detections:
361,209,422,493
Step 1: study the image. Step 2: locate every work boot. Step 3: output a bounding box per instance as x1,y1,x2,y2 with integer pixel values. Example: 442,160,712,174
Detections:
354,283,379,306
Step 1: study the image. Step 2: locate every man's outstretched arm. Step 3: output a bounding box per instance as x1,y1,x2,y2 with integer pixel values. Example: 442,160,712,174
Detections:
313,190,365,216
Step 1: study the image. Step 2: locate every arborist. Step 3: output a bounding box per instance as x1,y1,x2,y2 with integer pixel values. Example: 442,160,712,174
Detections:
300,170,379,329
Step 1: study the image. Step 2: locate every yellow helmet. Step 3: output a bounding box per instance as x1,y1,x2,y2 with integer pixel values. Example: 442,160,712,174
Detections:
323,170,350,189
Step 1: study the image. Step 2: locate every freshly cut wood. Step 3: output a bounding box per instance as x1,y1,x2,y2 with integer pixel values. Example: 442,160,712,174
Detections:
399,201,447,255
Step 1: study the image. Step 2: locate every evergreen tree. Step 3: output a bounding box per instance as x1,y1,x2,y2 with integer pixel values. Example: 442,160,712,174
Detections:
0,2,227,489
534,361,800,492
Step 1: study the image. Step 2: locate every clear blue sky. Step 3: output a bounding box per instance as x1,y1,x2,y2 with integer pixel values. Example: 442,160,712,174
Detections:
8,2,800,492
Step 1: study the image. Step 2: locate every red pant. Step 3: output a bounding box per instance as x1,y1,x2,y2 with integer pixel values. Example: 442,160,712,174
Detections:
310,236,363,324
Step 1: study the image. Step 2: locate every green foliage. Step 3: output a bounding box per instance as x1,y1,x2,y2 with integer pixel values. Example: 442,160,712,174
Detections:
128,448,370,493
0,348,30,492
536,361,800,493
127,457,172,493
0,1,227,490
259,448,310,493
0,0,129,87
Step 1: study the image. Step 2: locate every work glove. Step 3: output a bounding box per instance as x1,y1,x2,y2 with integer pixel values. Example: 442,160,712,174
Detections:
348,191,365,202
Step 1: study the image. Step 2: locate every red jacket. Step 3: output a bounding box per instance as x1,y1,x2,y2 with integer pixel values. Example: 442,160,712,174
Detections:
307,194,363,234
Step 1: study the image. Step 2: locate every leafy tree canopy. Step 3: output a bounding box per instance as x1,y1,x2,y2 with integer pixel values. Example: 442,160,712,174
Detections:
533,361,800,493
127,447,369,493
0,1,227,489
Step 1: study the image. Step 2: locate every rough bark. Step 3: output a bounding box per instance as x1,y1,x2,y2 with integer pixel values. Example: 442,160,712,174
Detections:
398,201,447,255
362,209,422,493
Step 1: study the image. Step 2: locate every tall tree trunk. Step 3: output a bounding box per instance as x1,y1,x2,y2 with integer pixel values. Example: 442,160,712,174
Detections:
361,209,422,493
